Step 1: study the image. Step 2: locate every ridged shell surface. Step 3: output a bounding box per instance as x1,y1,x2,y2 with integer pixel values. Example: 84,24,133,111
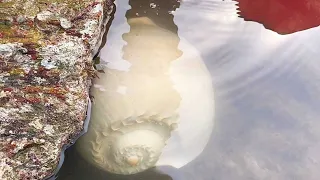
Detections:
76,3,215,174
77,15,179,174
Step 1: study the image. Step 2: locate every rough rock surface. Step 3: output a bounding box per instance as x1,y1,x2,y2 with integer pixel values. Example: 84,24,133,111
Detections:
0,0,114,179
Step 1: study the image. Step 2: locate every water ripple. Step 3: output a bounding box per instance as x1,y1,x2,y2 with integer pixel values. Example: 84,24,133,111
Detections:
174,0,319,102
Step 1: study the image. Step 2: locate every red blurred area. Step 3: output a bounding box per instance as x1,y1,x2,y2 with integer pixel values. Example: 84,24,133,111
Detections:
235,0,320,34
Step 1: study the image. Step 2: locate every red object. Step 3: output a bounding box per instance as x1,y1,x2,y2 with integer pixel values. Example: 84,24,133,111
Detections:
235,0,320,34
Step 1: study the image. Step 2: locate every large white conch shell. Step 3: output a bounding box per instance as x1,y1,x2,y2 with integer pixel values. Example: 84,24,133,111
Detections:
76,13,214,175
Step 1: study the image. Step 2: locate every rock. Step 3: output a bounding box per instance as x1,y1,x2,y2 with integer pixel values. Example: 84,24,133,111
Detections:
0,0,114,179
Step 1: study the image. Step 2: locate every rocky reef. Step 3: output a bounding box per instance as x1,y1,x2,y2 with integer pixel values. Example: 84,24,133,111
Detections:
0,0,114,179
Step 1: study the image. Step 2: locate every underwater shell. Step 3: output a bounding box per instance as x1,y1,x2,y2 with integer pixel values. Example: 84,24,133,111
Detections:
76,13,214,175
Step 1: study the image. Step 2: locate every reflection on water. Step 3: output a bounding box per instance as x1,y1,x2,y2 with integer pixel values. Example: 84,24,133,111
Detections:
58,0,320,180
236,0,320,34
125,0,180,33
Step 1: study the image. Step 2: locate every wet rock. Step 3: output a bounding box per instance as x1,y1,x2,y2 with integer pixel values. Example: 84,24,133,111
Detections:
0,0,114,179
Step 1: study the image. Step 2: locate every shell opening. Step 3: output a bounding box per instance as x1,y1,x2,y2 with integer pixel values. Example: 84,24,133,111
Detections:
86,121,174,175
110,129,165,171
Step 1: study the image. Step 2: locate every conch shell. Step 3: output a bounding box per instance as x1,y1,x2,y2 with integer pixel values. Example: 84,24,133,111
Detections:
76,15,214,175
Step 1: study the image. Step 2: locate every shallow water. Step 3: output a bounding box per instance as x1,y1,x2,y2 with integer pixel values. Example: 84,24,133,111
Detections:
57,0,320,179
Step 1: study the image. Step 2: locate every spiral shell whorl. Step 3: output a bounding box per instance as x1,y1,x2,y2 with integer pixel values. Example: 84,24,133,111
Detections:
76,13,183,174
89,114,176,175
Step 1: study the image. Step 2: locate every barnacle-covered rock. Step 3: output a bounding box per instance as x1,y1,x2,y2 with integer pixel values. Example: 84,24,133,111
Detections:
0,0,114,179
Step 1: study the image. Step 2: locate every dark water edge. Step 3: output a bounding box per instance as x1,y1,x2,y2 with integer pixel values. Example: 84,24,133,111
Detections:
56,145,176,180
